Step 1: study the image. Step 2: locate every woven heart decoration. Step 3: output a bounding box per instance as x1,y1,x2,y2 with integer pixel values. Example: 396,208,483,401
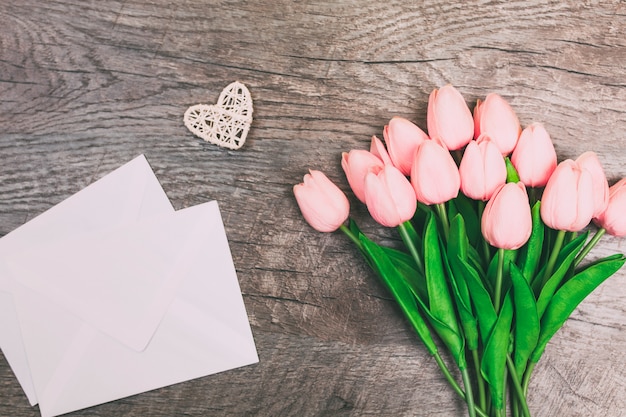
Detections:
183,81,253,150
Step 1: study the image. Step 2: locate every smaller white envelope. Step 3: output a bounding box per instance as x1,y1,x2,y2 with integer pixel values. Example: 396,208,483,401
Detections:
0,156,258,417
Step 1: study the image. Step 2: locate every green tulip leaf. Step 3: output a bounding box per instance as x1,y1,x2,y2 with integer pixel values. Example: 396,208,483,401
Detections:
381,245,427,302
412,203,432,233
517,201,544,283
467,244,486,279
450,194,481,247
454,254,497,345
358,233,438,356
530,254,625,363
447,214,478,350
481,292,513,411
447,275,479,351
448,215,471,301
418,300,467,369
555,231,588,267
535,232,588,319
539,226,558,266
510,263,540,376
423,213,456,320
423,212,466,367
505,157,521,183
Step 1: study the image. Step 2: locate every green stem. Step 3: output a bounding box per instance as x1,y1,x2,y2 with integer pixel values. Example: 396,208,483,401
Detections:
494,248,505,314
397,221,424,273
461,367,477,417
573,228,606,268
472,349,487,412
435,203,450,242
540,229,566,288
433,354,488,417
511,395,520,417
521,361,536,397
506,355,531,417
339,223,362,250
433,353,465,397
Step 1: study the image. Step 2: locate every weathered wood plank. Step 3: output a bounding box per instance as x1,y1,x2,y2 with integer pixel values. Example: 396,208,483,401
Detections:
1,0,625,416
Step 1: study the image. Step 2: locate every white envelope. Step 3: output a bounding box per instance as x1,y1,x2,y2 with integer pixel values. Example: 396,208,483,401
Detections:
0,155,258,417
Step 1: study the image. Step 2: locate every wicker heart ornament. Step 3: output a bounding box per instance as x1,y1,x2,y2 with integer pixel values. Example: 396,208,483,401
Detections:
183,81,253,150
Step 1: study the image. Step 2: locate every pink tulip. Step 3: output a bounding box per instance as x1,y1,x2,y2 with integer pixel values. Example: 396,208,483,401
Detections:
294,170,350,232
341,150,384,203
481,182,532,250
540,160,594,232
364,165,417,227
510,123,557,187
576,151,609,218
411,140,460,205
427,84,474,150
383,116,429,176
370,135,393,166
594,178,626,237
459,137,507,201
473,93,521,155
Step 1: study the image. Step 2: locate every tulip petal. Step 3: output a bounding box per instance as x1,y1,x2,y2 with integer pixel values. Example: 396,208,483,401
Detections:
364,171,401,227
475,93,521,155
596,178,626,236
384,117,429,176
294,170,350,232
482,182,531,249
576,151,609,217
540,160,594,232
383,166,417,222
460,138,506,201
370,135,393,166
427,85,474,150
412,140,460,205
342,150,384,203
364,165,416,227
511,123,557,187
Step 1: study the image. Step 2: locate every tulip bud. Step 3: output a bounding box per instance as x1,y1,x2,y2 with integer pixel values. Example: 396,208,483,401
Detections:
383,116,429,176
294,170,350,232
411,140,460,205
481,182,532,250
370,135,393,166
540,160,594,232
473,93,521,155
576,151,609,218
364,165,417,227
427,84,474,150
341,150,384,203
510,123,557,187
459,137,507,201
594,178,626,237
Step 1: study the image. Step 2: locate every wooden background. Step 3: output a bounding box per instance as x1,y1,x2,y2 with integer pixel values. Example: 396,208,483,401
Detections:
1,1,625,416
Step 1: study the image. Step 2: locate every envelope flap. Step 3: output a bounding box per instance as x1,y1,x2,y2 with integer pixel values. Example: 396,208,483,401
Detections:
0,155,173,259
5,202,221,352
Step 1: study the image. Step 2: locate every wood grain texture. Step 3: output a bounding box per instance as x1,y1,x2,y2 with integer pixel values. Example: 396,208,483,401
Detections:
1,0,625,416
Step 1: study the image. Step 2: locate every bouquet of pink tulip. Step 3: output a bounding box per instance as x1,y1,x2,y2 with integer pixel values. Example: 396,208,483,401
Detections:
293,85,626,417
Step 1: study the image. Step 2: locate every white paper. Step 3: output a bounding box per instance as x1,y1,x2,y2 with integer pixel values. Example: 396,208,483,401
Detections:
0,155,258,417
